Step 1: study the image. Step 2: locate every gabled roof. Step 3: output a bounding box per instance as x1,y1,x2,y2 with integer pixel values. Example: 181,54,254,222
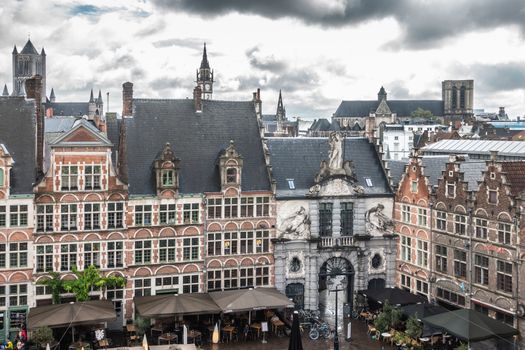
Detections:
501,161,525,196
334,100,444,118
50,119,111,147
45,102,89,116
267,137,391,198
20,39,39,55
309,118,332,131
124,98,271,195
0,97,36,194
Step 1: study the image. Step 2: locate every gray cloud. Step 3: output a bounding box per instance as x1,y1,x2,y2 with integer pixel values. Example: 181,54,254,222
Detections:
245,47,287,72
234,70,319,93
151,0,525,49
153,38,206,50
466,62,525,92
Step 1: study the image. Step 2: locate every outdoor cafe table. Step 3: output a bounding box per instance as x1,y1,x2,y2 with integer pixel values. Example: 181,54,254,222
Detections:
158,332,178,344
250,323,262,338
187,330,202,344
222,325,235,342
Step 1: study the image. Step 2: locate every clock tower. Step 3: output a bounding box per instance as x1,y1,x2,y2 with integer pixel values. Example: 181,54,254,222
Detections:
196,43,213,100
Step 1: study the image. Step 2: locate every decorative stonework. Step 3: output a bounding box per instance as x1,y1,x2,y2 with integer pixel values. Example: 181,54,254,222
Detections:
277,206,311,240
286,250,305,279
368,249,386,273
308,178,364,197
365,204,394,235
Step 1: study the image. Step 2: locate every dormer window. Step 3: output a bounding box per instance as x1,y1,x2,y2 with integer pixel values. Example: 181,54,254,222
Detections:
162,169,175,187
226,168,237,184
85,165,101,190
61,165,79,191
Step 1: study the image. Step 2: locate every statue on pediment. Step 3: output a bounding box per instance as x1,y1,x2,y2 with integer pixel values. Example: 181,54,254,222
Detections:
278,206,311,239
365,204,394,232
328,132,343,172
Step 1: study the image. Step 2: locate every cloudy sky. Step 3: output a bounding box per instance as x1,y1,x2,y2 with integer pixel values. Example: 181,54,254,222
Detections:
1,0,525,119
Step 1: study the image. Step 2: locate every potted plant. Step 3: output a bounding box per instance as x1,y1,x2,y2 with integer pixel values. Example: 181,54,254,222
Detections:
31,326,55,349
405,313,423,339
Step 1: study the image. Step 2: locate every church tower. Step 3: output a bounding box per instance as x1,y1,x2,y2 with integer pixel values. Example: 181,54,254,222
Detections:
196,43,213,100
276,90,286,132
12,39,46,101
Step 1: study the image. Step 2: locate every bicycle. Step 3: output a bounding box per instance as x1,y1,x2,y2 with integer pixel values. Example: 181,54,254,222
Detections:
308,319,331,340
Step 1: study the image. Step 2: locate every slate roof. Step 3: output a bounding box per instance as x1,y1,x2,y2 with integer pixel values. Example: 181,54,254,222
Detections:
334,100,444,118
105,113,120,166
20,39,39,55
124,99,271,195
501,161,525,196
45,102,89,116
267,137,391,198
422,139,525,158
262,114,276,122
0,97,36,194
309,119,332,132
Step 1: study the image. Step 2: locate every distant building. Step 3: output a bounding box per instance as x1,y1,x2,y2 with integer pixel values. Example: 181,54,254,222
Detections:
421,139,525,160
260,90,298,137
10,39,46,101
381,123,446,160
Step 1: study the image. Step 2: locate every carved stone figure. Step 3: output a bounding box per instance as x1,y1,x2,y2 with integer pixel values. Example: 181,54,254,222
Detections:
328,131,343,171
278,206,311,239
343,160,355,179
365,204,394,231
314,160,330,183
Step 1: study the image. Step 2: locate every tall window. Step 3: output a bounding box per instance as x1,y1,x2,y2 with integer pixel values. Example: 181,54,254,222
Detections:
240,197,254,217
240,231,254,254
340,202,353,235
224,269,238,289
159,204,176,225
107,202,124,229
436,211,446,231
255,230,269,253
134,240,152,264
107,241,123,268
402,204,411,224
207,233,222,256
224,232,238,255
10,205,28,227
207,198,222,219
61,204,77,231
498,223,511,245
60,244,77,271
497,260,512,293
416,279,429,296
256,266,270,286
84,242,100,268
454,214,466,235
475,218,487,239
134,279,151,297
8,284,28,306
0,169,3,187
183,203,199,224
488,189,498,204
207,270,222,291
435,245,448,272
36,204,53,232
454,249,467,278
474,254,489,285
182,274,199,293
134,205,152,226
182,237,199,261
416,240,428,267
459,86,466,109
161,169,174,187
319,203,333,237
9,243,28,268
0,205,5,228
61,165,78,191
159,239,176,263
240,267,254,288
437,288,465,306
256,197,270,217
36,245,54,272
401,236,411,262
400,274,411,291
417,208,427,227
224,198,238,219
84,165,101,190
84,203,100,230
226,168,237,184
411,180,418,193
451,86,458,109
446,182,456,198
0,244,5,268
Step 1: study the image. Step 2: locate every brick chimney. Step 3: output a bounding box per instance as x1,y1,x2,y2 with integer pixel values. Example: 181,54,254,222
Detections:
25,75,44,177
122,82,133,117
253,88,262,117
194,85,202,113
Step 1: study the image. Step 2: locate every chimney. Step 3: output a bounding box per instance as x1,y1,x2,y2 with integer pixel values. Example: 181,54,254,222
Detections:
490,150,498,161
117,116,128,183
122,82,133,117
25,75,44,177
254,88,262,117
193,85,202,113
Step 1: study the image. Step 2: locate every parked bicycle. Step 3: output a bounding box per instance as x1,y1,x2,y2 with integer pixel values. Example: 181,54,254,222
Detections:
308,319,332,340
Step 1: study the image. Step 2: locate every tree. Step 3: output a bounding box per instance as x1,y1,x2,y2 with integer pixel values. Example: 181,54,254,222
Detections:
32,326,55,348
411,108,434,120
37,272,64,304
405,313,423,339
63,265,126,302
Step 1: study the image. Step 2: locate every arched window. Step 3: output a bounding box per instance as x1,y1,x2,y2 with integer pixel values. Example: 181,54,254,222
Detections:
451,86,458,109
460,86,466,109
0,168,4,186
226,168,237,184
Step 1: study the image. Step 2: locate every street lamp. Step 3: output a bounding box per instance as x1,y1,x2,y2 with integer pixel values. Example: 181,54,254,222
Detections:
330,283,345,350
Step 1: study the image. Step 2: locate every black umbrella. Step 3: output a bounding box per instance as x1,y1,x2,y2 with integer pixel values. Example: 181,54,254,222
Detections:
288,311,303,350
360,287,427,306
400,303,447,337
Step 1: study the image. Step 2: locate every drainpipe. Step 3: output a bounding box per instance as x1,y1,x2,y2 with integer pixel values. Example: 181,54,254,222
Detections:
467,207,473,307
429,201,434,302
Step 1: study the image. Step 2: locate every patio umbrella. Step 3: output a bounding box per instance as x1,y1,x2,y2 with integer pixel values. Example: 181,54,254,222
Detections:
400,303,447,337
209,287,294,313
135,293,221,318
28,300,116,329
288,311,303,350
422,309,519,343
359,287,427,306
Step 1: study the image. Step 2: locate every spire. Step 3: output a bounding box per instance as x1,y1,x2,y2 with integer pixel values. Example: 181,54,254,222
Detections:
2,84,8,96
50,88,55,102
41,47,46,56
12,45,18,54
97,89,102,103
276,89,286,119
378,86,387,101
200,42,210,69
20,39,38,55
89,89,95,103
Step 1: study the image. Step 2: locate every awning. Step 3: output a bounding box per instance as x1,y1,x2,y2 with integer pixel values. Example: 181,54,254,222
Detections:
135,293,221,318
422,309,519,342
400,303,448,337
209,287,294,313
359,287,427,306
28,300,116,329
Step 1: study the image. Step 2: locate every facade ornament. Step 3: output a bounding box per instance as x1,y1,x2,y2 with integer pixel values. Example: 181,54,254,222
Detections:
365,204,394,233
328,131,343,171
314,132,357,184
278,206,311,240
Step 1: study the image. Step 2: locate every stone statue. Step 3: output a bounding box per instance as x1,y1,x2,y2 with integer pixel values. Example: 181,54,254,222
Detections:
315,160,330,183
343,160,355,179
365,204,394,231
278,206,311,239
328,132,343,170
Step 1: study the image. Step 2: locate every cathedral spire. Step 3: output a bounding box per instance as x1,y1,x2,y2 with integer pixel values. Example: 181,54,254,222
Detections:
49,88,55,102
97,89,102,103
2,84,8,96
89,89,95,103
276,89,286,120
378,86,387,101
12,45,18,54
200,42,210,69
